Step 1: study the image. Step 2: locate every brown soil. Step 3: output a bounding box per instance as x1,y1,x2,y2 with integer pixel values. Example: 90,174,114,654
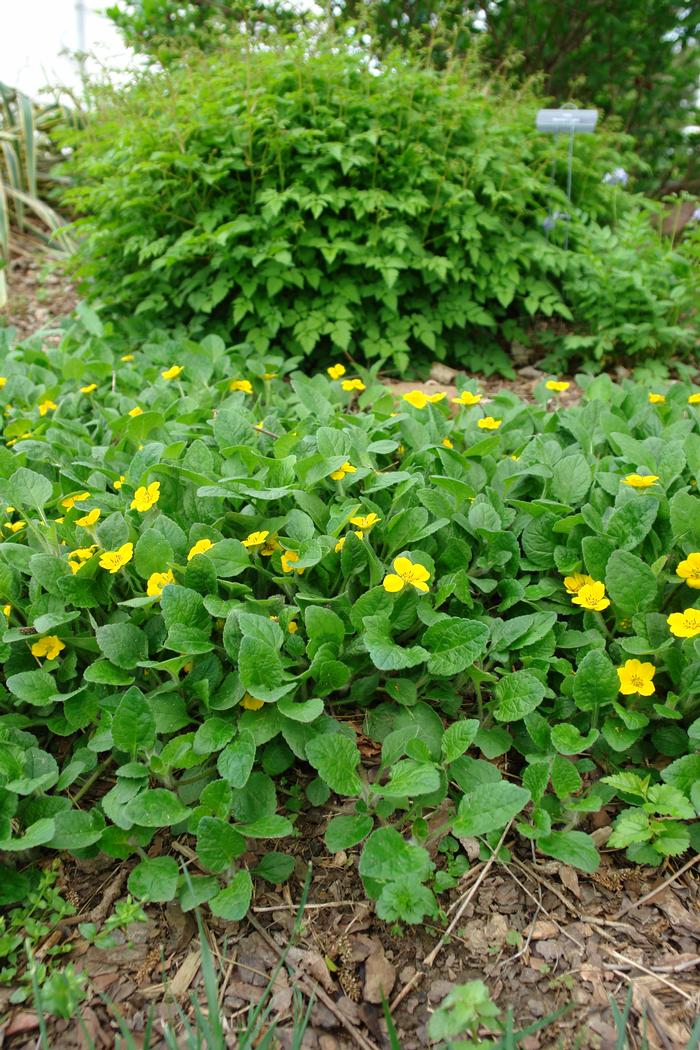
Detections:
1,247,78,341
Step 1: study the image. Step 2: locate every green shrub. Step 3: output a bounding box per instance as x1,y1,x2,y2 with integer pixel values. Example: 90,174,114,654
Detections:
62,39,698,375
0,315,699,925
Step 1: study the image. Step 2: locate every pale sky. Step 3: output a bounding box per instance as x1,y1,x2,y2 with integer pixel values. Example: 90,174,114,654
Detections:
0,0,131,98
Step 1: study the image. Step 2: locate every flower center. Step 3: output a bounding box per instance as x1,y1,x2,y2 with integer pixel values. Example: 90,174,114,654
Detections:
630,674,644,688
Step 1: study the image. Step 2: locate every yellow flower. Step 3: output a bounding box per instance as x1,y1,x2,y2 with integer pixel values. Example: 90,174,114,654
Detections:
76,508,101,528
38,399,57,416
452,390,482,406
571,581,610,611
61,491,90,510
261,536,279,556
563,573,594,595
667,608,700,638
229,379,253,394
162,365,183,381
688,393,700,405
240,693,264,711
330,461,357,481
121,353,135,362
80,384,97,394
442,437,454,449
55,517,64,525
617,659,655,697
341,379,365,392
402,390,446,409
31,635,65,661
4,520,25,533
114,475,125,490
478,417,502,430
68,559,82,574
677,553,700,589
242,530,270,548
288,621,298,634
0,377,6,389
187,538,214,561
99,542,134,574
263,372,277,381
383,556,431,594
281,550,304,574
622,473,658,488
128,406,143,418
349,513,380,529
648,392,666,404
130,482,160,512
147,569,175,597
546,380,570,392
69,546,97,562
2,603,10,618
327,364,346,380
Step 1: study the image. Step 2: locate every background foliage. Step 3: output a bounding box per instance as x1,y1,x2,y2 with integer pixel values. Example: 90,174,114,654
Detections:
62,39,699,376
106,0,700,196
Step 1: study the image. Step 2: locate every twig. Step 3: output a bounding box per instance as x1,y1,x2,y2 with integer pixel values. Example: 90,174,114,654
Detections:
602,947,694,1003
247,913,381,1050
251,900,358,914
511,856,580,917
389,969,424,1014
615,853,700,919
424,820,513,968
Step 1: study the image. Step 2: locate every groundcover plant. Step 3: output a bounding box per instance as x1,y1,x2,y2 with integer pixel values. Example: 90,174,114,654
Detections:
0,317,698,925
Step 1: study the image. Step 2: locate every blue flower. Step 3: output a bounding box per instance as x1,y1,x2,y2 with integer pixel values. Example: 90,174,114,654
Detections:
602,167,628,187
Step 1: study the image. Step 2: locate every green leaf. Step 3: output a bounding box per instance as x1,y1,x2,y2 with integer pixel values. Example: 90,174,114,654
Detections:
205,539,250,578
441,719,480,764
492,671,546,722
251,852,295,884
0,818,56,852
661,754,700,798
305,606,344,656
196,816,246,873
238,636,289,701
669,490,700,548
550,755,582,798
376,877,438,925
551,454,591,505
359,827,434,895
128,856,179,902
95,623,149,669
452,781,530,837
123,789,190,827
363,613,428,670
209,869,252,920
217,732,256,788
112,688,156,755
47,809,105,851
605,499,658,551
605,550,657,614
423,618,489,676
193,717,235,755
305,733,362,796
550,723,599,755
607,809,652,848
10,467,52,510
6,669,58,706
134,529,174,578
325,813,374,852
573,649,618,712
537,830,599,873
380,760,440,799
178,876,219,911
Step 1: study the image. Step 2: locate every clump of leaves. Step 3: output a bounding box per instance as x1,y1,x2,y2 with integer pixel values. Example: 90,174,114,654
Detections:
0,314,699,928
60,35,698,375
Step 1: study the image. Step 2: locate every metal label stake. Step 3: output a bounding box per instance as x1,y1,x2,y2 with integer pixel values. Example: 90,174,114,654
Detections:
536,104,598,248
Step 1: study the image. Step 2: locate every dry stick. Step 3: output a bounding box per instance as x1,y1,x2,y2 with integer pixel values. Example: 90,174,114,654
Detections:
246,913,381,1050
252,900,358,914
602,947,694,1003
615,853,700,919
424,819,514,968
